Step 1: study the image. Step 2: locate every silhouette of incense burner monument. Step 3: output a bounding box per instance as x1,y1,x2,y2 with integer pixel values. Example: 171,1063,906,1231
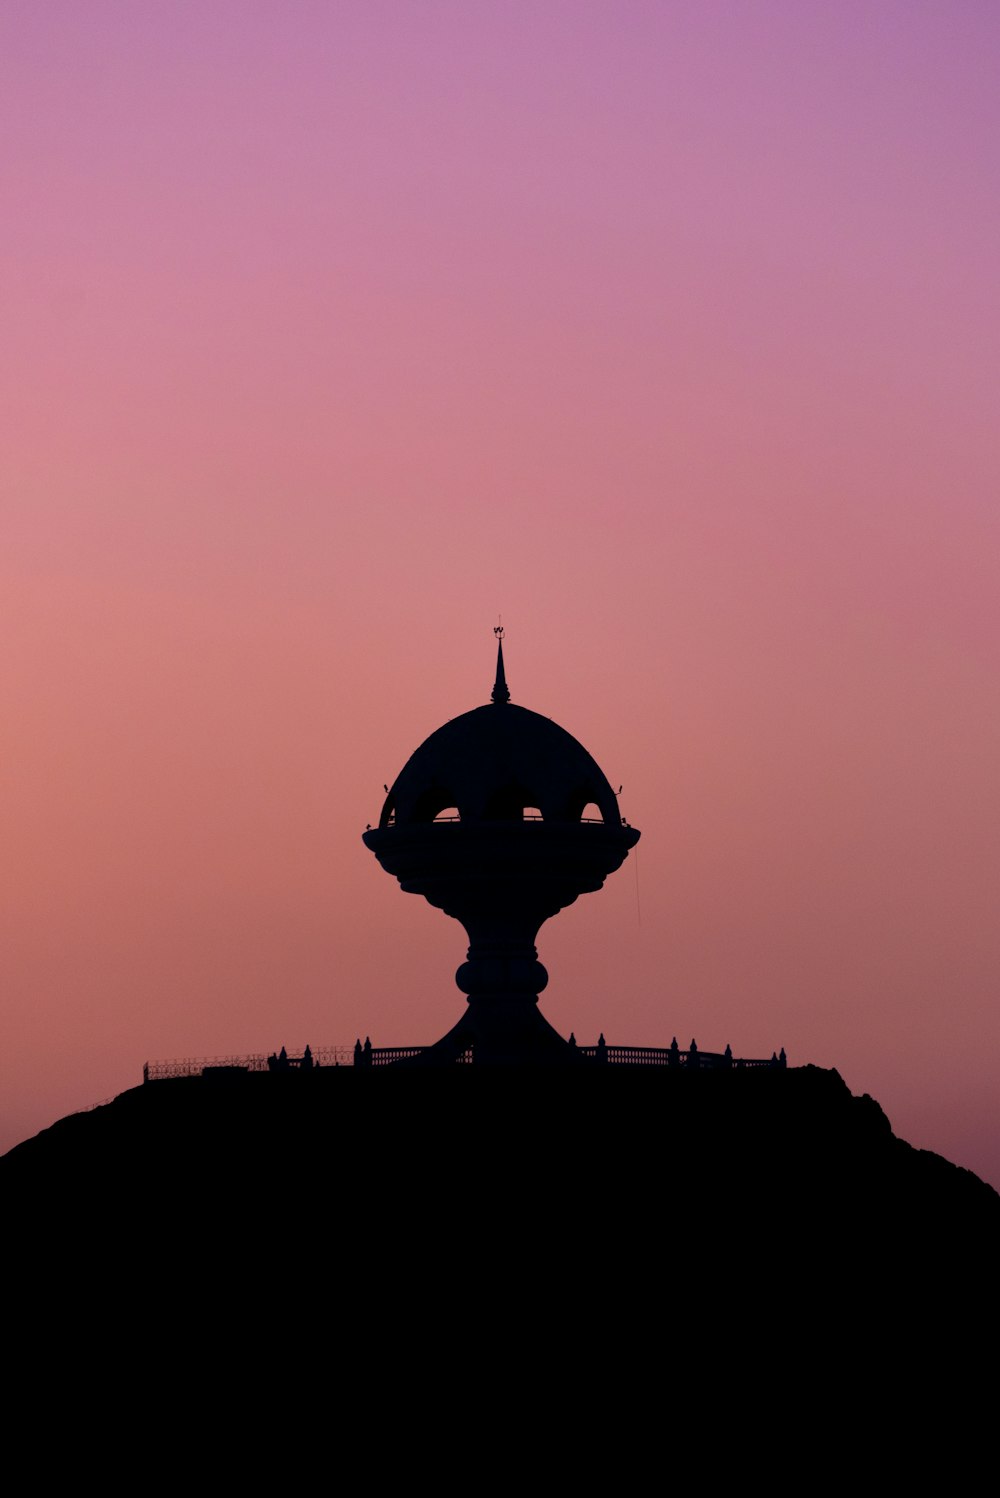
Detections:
363,632,639,1063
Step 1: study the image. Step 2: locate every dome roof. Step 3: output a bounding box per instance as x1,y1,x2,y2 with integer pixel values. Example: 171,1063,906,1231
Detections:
378,639,621,829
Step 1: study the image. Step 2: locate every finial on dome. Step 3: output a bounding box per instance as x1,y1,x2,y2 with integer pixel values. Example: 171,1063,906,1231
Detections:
492,623,510,704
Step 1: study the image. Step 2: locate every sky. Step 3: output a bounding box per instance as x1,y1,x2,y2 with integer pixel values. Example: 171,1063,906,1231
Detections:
3,1,999,1187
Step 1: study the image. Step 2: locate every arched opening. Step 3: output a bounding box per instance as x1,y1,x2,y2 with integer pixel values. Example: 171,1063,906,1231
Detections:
432,807,460,822
379,797,396,829
412,787,460,823
562,788,609,824
522,806,543,821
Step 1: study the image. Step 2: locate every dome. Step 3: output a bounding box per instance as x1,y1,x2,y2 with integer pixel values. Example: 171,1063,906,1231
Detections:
380,703,620,829
378,638,621,830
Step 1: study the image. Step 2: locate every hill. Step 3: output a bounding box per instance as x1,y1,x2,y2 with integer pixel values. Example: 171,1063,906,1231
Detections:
6,1063,996,1271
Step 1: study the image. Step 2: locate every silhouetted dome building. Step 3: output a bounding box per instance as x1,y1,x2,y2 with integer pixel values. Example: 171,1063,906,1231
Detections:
363,632,639,1063
6,631,999,1319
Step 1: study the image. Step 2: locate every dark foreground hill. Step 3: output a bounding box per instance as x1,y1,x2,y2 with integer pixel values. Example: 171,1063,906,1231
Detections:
5,1062,1000,1442
6,1063,996,1273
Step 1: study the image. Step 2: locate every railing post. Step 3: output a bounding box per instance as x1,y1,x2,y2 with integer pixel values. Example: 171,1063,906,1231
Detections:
596,1033,608,1066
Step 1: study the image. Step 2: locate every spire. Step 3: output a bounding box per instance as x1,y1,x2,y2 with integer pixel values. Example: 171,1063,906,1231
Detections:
492,625,510,704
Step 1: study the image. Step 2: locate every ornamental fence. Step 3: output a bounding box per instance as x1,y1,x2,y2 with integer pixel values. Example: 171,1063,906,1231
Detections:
575,1043,784,1070
143,1040,785,1081
142,1046,353,1083
355,1040,785,1069
360,1043,474,1067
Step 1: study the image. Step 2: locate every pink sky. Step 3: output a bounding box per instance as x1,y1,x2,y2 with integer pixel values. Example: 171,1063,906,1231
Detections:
3,2,999,1186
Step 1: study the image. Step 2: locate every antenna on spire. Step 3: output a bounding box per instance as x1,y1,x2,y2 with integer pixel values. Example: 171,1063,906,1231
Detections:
492,619,510,704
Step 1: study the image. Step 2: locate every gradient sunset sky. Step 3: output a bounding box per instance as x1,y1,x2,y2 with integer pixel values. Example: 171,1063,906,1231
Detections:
3,2,999,1186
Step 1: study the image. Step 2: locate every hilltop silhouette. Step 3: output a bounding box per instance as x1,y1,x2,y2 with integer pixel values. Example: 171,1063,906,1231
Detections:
5,1061,997,1267
6,641,998,1337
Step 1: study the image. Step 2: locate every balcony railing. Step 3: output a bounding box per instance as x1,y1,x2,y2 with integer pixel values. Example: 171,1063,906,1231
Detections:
382,813,610,826
143,1040,785,1080
143,1046,353,1082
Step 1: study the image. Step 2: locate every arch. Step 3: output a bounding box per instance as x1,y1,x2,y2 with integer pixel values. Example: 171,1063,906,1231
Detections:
432,806,460,822
561,787,611,824
412,787,461,823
